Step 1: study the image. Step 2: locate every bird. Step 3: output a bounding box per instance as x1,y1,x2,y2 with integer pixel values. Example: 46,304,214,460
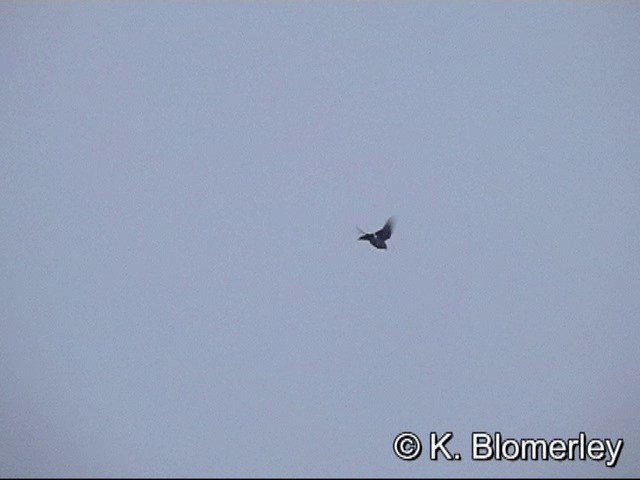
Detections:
357,217,395,250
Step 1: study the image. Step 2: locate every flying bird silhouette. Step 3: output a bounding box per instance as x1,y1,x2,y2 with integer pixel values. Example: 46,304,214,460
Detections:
357,217,395,250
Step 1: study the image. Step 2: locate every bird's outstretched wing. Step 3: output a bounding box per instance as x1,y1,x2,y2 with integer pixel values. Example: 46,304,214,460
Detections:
376,217,395,241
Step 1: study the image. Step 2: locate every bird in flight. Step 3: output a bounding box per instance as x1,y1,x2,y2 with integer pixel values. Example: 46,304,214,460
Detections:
357,217,395,250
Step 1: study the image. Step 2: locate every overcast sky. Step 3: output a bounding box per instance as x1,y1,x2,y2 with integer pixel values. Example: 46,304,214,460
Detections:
1,2,639,478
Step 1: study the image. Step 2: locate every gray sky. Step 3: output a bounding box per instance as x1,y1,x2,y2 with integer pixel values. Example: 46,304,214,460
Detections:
1,2,639,477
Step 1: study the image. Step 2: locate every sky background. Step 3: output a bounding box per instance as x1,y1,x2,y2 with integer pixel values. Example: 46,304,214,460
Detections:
1,2,639,478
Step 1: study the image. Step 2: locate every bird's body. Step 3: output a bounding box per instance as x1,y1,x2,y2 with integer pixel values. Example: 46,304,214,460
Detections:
357,217,395,250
